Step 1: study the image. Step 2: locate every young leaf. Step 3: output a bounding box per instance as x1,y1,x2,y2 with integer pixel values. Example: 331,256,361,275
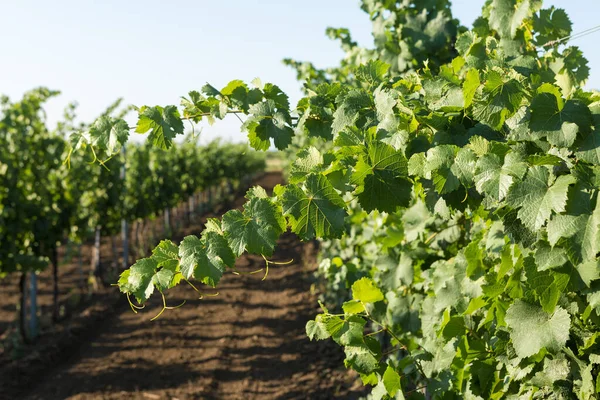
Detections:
352,277,384,303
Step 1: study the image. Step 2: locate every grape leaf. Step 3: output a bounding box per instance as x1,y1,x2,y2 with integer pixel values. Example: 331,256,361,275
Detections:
306,319,331,341
152,268,178,292
352,277,384,303
306,314,345,341
505,300,570,359
576,126,600,165
222,197,286,257
135,105,184,149
382,365,401,397
281,174,347,240
488,0,532,39
151,239,179,270
424,145,461,194
474,152,527,202
529,93,592,148
87,116,130,155
506,166,575,231
118,258,157,303
331,89,372,135
472,68,526,130
243,100,294,150
351,142,411,212
289,146,334,184
463,68,480,108
355,60,390,87
344,344,381,375
343,299,366,314
535,242,568,271
178,233,235,287
547,192,600,264
533,7,572,47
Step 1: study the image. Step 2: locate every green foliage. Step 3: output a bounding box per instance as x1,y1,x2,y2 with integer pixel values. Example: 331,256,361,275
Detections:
135,105,184,150
64,0,600,398
222,193,286,257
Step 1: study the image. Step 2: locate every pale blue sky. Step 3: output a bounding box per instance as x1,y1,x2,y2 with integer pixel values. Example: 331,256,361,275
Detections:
1,1,598,143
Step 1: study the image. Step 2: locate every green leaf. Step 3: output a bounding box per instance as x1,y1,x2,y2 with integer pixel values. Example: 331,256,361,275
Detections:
535,242,568,271
118,258,157,303
530,93,592,148
306,314,345,341
464,240,484,277
525,260,570,313
88,116,129,155
489,0,532,38
533,7,572,47
547,191,600,264
152,268,177,292
306,321,329,340
331,90,372,135
474,152,527,202
355,60,390,87
343,299,366,314
452,148,477,187
222,197,286,257
352,277,384,303
408,153,426,177
424,78,464,112
441,310,466,339
281,174,347,240
220,80,263,111
531,357,570,388
424,145,460,194
201,83,220,97
151,239,179,270
576,260,600,287
463,69,480,108
243,100,293,150
135,105,184,149
178,233,234,287
262,83,290,109
576,125,600,165
306,319,330,341
402,201,431,242
289,146,332,184
505,300,570,358
472,68,526,130
351,142,411,212
344,344,381,375
506,166,575,231
383,364,401,397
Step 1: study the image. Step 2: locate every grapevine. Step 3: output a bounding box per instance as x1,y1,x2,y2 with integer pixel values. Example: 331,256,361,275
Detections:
0,91,264,341
68,0,600,398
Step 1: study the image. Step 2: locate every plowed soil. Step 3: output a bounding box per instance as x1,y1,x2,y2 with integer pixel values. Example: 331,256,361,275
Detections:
1,172,364,400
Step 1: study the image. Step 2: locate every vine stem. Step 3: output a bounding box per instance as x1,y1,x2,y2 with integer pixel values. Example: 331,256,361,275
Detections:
365,328,384,337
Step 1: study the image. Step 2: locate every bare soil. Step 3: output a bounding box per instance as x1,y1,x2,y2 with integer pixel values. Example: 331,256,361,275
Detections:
0,172,364,400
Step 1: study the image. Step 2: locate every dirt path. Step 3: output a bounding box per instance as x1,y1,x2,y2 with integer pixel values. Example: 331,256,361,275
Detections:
19,172,363,400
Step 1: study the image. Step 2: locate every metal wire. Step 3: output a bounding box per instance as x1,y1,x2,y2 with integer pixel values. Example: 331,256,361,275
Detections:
539,23,600,49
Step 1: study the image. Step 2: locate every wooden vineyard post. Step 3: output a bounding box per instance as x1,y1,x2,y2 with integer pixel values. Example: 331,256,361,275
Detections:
29,272,38,340
92,225,101,288
120,146,129,269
